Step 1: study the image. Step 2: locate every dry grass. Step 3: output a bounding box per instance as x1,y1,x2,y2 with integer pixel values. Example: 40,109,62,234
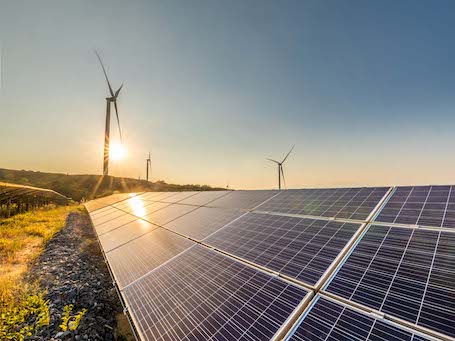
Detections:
0,205,80,339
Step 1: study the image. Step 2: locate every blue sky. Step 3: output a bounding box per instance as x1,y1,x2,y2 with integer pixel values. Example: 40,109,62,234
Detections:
1,1,455,189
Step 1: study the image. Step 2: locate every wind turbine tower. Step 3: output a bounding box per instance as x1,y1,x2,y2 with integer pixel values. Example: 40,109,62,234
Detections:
95,51,124,176
146,152,151,181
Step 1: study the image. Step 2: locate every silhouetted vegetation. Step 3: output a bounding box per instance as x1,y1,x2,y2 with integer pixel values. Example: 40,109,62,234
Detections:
0,169,225,202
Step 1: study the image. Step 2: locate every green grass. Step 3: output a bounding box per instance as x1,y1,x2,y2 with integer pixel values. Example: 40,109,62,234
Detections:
0,205,80,340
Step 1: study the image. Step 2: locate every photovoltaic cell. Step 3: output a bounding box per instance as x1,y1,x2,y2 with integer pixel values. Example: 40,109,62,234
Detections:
94,213,137,236
136,192,166,200
142,204,197,226
205,212,361,285
84,200,116,213
91,208,125,225
120,201,171,216
164,207,245,240
89,205,116,218
207,190,278,210
325,224,455,338
140,192,179,202
106,228,194,288
98,219,157,253
374,185,455,228
179,191,231,206
257,187,389,220
122,245,310,341
155,191,199,203
85,193,139,213
287,296,432,341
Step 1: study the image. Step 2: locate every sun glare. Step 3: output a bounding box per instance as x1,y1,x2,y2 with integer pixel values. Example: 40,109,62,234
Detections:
129,196,146,217
110,143,127,161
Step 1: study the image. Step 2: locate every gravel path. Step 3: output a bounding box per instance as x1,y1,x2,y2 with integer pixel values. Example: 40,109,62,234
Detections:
26,210,124,340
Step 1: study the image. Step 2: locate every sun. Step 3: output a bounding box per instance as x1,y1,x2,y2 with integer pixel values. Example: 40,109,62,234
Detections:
110,143,127,161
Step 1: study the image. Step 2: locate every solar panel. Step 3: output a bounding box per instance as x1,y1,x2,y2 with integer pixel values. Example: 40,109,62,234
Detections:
178,191,231,206
140,192,179,201
286,295,432,341
84,200,112,213
164,206,246,240
205,212,361,286
91,208,125,225
121,201,171,216
256,187,390,220
374,185,455,228
85,193,141,213
89,205,116,218
324,224,455,338
122,245,311,341
98,219,158,253
136,192,165,200
155,191,199,203
207,190,279,210
106,228,194,288
141,204,198,226
94,213,138,236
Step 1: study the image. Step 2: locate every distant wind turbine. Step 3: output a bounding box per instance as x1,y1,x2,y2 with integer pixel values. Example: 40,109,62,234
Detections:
95,51,123,176
146,152,151,181
267,145,295,190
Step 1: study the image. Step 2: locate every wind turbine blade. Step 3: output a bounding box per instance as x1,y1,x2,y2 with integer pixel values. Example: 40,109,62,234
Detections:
95,50,115,97
281,145,295,164
115,83,123,98
280,165,287,189
113,100,123,143
266,158,280,164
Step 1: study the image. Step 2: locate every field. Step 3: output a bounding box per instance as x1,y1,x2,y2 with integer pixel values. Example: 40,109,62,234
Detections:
0,205,79,339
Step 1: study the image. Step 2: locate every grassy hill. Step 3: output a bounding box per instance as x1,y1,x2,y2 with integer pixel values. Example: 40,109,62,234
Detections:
0,168,225,202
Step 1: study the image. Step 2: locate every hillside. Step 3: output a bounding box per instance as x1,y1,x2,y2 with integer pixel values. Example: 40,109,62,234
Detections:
0,168,224,202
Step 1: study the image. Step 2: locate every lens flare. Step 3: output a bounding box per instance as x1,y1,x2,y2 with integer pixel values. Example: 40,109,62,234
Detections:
110,143,127,161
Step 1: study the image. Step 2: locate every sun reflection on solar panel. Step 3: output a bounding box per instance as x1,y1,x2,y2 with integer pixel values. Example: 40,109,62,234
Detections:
129,196,146,218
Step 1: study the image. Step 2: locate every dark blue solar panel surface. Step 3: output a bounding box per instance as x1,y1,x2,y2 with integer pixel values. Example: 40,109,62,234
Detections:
374,185,455,228
207,190,279,210
164,206,245,240
325,224,455,338
205,212,361,285
287,296,432,341
106,228,194,288
257,187,389,220
122,245,310,341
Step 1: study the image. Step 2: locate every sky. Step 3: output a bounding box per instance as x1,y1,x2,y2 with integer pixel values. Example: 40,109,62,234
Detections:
1,0,455,189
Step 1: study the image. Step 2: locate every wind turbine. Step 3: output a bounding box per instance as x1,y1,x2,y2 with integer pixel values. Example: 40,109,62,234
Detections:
146,152,151,181
267,145,295,190
95,51,123,176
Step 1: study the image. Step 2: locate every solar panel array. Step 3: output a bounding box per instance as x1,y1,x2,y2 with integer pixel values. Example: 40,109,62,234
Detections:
85,186,455,341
